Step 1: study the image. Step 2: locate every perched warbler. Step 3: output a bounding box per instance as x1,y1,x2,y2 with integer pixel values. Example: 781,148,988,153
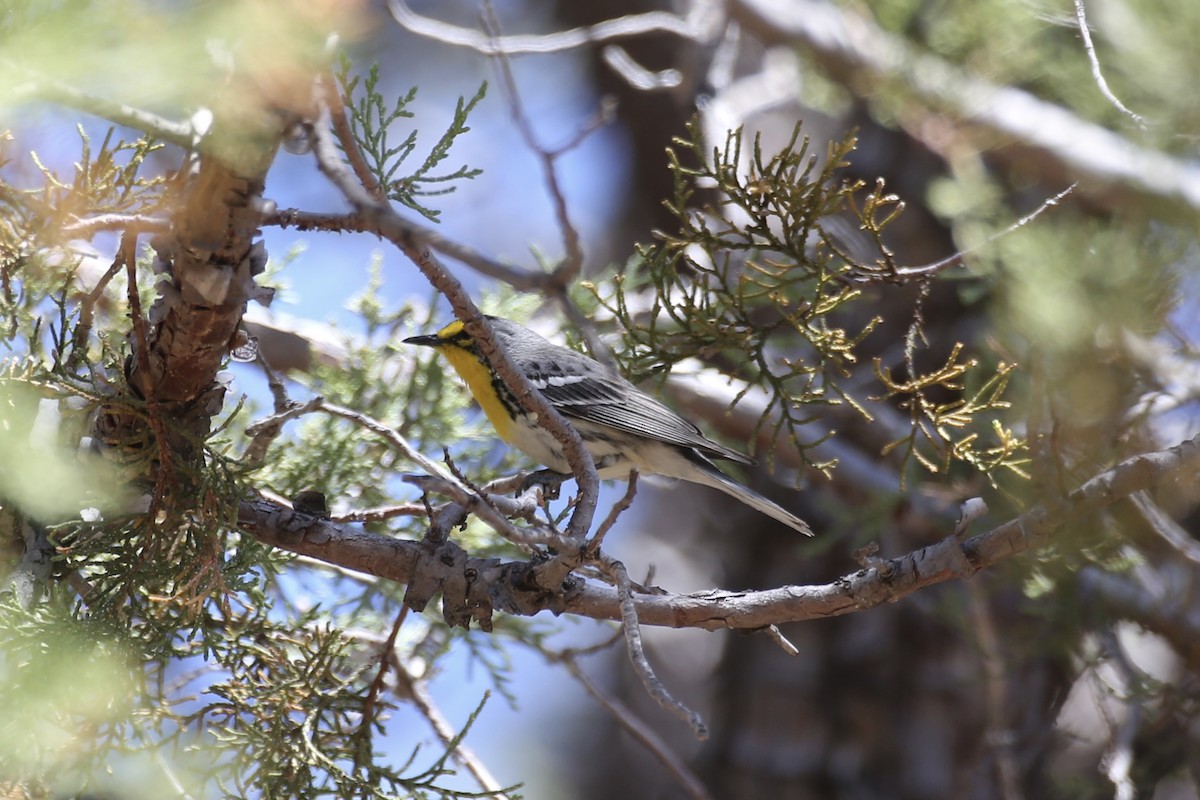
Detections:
404,316,813,536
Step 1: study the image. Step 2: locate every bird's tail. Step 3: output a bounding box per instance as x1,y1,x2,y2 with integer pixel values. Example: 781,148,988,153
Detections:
683,453,814,536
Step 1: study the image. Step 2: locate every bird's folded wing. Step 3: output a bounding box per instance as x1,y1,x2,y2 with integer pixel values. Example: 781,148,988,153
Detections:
533,372,753,465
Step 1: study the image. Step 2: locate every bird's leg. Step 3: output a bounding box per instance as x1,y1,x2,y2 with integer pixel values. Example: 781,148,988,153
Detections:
518,468,572,500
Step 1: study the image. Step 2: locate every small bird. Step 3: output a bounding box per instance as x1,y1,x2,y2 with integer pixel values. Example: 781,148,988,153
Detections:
404,316,813,535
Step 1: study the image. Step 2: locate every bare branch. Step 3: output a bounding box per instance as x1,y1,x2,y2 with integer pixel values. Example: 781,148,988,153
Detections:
601,45,683,90
5,61,196,148
558,652,714,800
1071,0,1148,130
598,552,709,740
61,213,171,238
1129,490,1200,567
240,434,1200,633
242,396,323,469
318,401,467,491
890,183,1078,279
388,0,722,55
332,503,428,523
357,606,409,749
588,469,638,551
480,1,585,280
266,207,547,289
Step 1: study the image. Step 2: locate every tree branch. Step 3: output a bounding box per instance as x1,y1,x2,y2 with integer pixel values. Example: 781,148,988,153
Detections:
265,208,547,290
555,652,714,800
729,0,1200,213
239,433,1200,632
1071,0,1147,130
387,0,722,55
481,2,585,281
5,61,197,148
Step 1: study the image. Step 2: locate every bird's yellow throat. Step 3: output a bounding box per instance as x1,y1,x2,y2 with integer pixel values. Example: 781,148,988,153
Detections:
438,342,519,442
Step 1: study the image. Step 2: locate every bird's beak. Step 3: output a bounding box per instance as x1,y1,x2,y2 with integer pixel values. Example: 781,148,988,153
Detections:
403,334,442,347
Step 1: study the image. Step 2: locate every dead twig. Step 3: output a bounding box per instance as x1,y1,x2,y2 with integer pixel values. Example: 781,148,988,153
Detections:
558,651,714,800
596,552,708,741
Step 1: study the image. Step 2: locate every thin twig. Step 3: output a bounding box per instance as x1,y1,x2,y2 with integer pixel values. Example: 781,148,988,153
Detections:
1096,626,1143,800
891,183,1077,279
357,606,410,743
1129,490,1200,567
762,625,799,656
61,213,171,238
394,674,512,798
256,345,292,414
122,230,176,512
1071,0,1147,130
242,396,323,469
321,71,385,200
68,255,124,371
267,208,546,289
6,61,196,148
245,392,559,545
547,95,619,158
967,580,1024,800
269,216,616,375
601,45,683,90
596,553,708,740
317,401,556,545
480,1,585,281
319,401,467,490
589,469,638,551
332,503,428,523
291,554,378,585
559,653,714,800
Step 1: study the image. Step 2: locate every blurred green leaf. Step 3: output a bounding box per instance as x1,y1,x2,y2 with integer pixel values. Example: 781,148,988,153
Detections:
0,378,124,520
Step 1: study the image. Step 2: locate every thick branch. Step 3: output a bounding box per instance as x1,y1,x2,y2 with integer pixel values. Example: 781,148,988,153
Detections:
123,99,286,414
241,433,1200,632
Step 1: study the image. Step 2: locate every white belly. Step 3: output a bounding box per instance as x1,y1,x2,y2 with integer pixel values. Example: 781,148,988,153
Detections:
506,415,644,478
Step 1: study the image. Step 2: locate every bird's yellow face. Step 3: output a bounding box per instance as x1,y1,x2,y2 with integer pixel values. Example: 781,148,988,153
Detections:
408,320,519,441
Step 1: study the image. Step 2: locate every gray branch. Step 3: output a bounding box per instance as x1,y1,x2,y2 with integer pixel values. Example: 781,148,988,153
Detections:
239,433,1200,634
